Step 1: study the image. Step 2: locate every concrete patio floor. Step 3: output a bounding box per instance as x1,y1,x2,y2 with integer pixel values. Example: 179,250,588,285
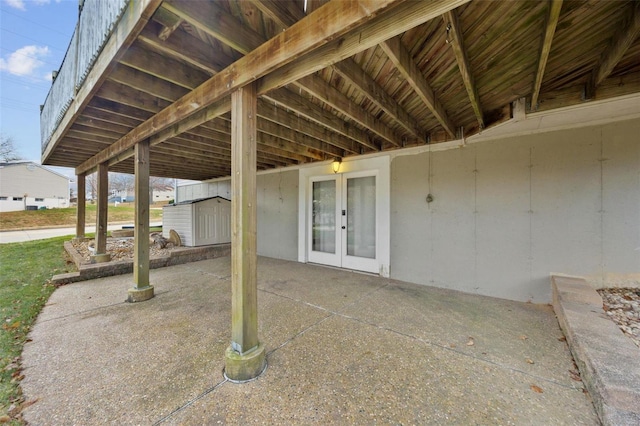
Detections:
21,257,597,425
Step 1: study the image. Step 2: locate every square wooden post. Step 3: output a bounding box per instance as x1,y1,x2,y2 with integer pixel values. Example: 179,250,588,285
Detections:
128,139,154,302
75,173,86,240
91,163,111,263
224,82,266,382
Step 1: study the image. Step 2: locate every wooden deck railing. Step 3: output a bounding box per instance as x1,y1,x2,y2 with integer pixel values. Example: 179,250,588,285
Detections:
40,0,128,153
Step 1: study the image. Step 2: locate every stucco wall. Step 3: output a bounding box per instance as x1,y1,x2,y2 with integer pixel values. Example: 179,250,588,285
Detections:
390,118,640,302
257,170,299,261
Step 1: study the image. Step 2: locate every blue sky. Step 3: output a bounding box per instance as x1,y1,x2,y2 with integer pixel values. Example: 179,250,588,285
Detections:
1,0,77,176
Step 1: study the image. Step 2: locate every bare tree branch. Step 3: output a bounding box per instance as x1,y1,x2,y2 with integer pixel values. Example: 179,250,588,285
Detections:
0,134,22,162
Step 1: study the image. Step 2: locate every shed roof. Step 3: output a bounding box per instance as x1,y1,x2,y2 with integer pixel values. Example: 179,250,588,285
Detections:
40,0,640,181
169,196,231,206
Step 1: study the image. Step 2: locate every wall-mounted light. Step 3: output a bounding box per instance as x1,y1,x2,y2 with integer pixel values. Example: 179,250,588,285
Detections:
332,157,342,174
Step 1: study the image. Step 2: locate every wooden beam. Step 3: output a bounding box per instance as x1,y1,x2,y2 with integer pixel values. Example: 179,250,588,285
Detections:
94,163,109,260
76,0,469,175
588,1,640,96
153,7,183,41
531,0,563,110
444,10,485,128
138,22,233,74
133,139,150,289
76,173,86,239
42,0,162,164
163,0,265,55
230,82,259,354
380,36,456,138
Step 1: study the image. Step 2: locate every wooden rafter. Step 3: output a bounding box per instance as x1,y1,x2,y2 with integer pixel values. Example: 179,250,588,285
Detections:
332,59,426,142
380,36,456,138
140,10,377,152
106,64,344,161
297,75,402,146
531,0,563,110
163,0,264,56
588,1,640,96
444,10,484,128
169,0,397,148
252,0,305,29
263,89,380,152
76,0,470,175
251,0,425,142
257,99,361,154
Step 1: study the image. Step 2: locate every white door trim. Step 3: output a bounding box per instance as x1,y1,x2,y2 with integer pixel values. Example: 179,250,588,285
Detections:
298,155,390,277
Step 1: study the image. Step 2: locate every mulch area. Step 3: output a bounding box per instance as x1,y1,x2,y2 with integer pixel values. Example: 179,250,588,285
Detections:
70,237,177,264
598,287,640,349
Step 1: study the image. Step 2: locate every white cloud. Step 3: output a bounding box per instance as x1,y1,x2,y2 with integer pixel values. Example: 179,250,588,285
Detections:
0,45,50,78
4,0,61,10
4,0,26,10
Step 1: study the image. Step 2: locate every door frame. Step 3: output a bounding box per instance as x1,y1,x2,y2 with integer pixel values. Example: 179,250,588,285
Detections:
298,155,390,277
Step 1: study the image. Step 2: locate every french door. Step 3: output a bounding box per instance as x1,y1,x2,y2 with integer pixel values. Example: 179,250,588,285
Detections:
308,171,378,273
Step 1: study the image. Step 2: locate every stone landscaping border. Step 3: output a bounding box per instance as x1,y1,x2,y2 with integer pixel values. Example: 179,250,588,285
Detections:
52,241,230,285
552,275,640,426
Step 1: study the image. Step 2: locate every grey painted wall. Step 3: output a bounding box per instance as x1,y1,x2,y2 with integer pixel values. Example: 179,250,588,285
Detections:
176,170,299,261
256,170,299,261
390,119,640,302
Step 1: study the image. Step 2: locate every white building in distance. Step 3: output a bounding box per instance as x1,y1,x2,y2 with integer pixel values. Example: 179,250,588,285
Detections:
0,161,70,212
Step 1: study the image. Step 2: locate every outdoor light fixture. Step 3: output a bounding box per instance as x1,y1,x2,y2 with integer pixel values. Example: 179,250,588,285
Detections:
332,157,342,174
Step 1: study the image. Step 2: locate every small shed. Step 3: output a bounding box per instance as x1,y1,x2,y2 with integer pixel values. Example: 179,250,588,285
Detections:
162,196,231,247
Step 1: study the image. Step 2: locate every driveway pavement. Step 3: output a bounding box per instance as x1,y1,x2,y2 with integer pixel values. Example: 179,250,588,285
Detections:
0,223,162,243
21,257,597,425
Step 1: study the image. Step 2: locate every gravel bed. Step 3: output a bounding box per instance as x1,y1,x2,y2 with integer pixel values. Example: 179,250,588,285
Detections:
71,237,176,264
598,287,640,350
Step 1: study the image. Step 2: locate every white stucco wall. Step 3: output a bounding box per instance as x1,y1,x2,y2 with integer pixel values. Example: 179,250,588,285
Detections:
257,170,299,261
390,118,640,302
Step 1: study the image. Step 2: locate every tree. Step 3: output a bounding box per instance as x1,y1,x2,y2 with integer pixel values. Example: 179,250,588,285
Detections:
0,134,22,162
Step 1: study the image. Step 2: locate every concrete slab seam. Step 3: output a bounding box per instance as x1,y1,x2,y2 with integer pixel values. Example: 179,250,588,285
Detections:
152,378,228,425
36,301,127,323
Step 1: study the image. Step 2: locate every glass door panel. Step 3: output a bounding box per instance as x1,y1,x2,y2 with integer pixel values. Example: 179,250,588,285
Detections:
346,176,376,259
312,180,336,254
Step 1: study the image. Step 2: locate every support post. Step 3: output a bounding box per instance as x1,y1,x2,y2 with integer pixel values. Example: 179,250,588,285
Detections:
224,82,265,382
91,163,111,263
128,139,154,302
74,173,86,241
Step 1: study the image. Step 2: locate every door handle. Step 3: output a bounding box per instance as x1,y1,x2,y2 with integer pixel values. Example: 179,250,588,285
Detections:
341,226,346,229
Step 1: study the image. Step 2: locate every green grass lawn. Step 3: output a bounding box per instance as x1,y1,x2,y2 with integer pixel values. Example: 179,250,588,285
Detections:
0,204,164,231
0,236,75,423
